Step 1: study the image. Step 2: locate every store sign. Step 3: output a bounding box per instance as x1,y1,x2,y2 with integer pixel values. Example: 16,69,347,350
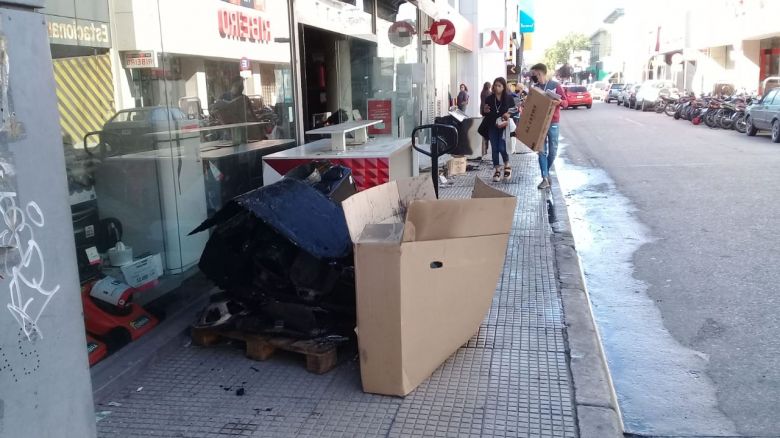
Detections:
239,57,252,78
221,0,266,10
218,8,271,44
46,15,111,48
123,51,158,69
519,0,535,33
427,19,456,46
482,29,506,52
367,99,393,136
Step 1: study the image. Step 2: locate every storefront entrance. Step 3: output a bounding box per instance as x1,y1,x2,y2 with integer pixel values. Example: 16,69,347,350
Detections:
299,25,376,134
760,47,780,93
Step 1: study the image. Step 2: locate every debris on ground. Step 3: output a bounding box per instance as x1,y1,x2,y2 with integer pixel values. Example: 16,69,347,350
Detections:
190,161,358,340
95,411,112,423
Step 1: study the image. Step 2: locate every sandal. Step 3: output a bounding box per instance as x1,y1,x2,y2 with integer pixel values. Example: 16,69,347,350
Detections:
492,168,501,182
503,166,512,181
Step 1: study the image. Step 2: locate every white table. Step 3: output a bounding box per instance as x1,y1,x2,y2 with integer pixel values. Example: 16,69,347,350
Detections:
305,120,383,151
262,137,416,190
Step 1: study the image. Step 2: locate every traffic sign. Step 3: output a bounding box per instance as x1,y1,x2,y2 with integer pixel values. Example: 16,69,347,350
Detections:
388,20,416,47
427,19,455,46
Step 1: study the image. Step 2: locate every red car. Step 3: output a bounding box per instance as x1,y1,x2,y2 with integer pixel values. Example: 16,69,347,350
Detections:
564,86,593,109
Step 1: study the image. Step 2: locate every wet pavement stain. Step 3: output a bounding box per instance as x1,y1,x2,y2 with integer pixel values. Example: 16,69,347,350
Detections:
555,139,738,436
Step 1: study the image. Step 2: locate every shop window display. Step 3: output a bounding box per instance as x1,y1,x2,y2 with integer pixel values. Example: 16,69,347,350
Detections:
49,0,298,364
49,0,432,367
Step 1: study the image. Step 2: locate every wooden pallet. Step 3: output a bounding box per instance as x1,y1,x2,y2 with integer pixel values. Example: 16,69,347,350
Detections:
190,327,339,374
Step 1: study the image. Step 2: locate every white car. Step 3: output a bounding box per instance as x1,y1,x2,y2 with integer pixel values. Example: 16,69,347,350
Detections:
589,81,609,100
635,80,676,111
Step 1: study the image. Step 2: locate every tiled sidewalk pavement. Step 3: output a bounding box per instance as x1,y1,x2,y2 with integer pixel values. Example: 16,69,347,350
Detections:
95,153,578,438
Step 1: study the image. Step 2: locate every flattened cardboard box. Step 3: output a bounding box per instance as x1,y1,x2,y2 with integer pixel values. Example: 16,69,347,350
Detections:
515,86,557,152
342,176,517,396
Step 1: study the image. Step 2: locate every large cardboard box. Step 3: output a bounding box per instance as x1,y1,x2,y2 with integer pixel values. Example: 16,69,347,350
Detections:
342,176,517,396
515,87,557,152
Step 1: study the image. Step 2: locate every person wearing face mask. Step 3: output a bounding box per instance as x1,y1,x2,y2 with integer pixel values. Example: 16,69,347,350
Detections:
528,63,567,189
481,77,515,182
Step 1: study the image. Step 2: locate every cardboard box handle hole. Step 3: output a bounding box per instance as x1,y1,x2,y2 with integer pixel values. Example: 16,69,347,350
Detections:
430,261,444,269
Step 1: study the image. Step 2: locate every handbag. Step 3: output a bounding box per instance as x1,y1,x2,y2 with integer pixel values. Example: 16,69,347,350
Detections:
495,118,509,129
477,116,490,138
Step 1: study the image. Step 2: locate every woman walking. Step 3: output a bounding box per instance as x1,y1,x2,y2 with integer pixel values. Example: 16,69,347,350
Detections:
481,77,515,182
456,83,469,112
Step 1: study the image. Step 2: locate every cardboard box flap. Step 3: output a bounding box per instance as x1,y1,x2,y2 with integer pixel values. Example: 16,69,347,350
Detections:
472,177,514,199
342,181,403,242
357,223,405,244
342,176,435,242
396,175,436,204
401,196,517,243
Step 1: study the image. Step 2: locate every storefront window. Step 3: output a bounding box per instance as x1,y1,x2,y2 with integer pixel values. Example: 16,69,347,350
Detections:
46,0,437,365
47,0,299,363
298,0,424,138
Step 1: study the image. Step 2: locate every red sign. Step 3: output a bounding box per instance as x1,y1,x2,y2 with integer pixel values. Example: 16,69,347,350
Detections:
218,8,271,43
367,99,393,136
427,19,456,45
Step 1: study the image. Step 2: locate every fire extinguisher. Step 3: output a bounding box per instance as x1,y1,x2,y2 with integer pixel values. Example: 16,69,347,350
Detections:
318,63,326,89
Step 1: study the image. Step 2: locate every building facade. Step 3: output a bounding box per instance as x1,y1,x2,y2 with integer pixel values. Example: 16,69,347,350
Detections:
637,0,780,94
0,0,523,435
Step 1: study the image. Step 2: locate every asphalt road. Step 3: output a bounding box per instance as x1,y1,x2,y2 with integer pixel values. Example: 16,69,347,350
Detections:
557,100,780,437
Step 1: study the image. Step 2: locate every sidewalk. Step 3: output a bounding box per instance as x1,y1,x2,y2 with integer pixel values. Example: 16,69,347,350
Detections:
94,153,616,438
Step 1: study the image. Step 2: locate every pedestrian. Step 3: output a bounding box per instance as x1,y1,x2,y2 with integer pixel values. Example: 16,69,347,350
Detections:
529,63,567,189
479,81,492,157
457,83,469,112
481,77,515,182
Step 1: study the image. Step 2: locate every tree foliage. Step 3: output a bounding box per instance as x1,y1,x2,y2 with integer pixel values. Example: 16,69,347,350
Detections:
543,33,590,71
556,64,574,81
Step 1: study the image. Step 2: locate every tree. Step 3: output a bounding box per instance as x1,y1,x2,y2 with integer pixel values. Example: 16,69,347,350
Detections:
543,33,590,71
556,64,574,82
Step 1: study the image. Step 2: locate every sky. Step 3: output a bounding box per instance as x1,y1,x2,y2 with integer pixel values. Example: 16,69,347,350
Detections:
524,0,626,63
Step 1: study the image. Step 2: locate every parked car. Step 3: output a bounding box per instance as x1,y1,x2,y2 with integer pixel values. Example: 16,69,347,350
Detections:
605,83,625,103
589,81,609,101
617,83,634,106
563,85,593,109
91,106,199,157
627,85,642,109
636,80,676,111
745,88,780,142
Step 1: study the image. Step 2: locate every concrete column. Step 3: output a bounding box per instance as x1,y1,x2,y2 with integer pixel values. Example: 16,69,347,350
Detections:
336,39,353,118
0,8,97,438
181,57,207,110
740,39,761,92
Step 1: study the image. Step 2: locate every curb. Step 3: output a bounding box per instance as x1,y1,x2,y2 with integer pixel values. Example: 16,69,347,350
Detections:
548,172,624,438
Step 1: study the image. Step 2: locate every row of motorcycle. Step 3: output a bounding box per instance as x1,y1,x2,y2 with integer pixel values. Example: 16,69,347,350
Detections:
648,91,760,133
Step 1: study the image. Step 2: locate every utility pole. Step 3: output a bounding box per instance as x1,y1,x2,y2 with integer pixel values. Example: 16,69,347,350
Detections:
517,32,524,83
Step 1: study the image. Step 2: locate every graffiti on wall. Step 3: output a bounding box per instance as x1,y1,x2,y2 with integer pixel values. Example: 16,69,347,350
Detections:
0,187,60,342
2,198,60,342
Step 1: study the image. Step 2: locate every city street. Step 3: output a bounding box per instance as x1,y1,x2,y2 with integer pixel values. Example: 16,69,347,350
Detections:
557,101,780,436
